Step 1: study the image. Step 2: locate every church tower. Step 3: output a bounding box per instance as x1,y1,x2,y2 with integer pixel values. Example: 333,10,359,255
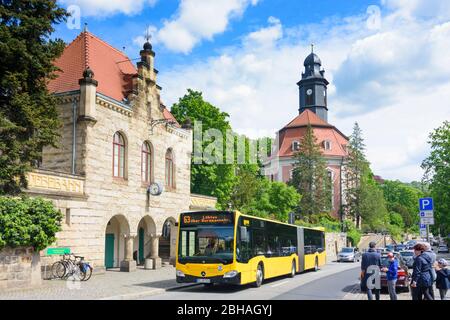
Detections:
297,46,329,122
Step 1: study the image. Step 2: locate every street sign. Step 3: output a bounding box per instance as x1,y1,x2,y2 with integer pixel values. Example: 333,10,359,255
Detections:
420,211,434,218
420,217,434,225
46,247,71,255
420,229,427,237
419,198,433,211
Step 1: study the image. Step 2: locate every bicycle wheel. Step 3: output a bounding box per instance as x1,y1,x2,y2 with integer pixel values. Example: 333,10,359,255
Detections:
51,261,66,279
63,260,76,279
82,264,93,281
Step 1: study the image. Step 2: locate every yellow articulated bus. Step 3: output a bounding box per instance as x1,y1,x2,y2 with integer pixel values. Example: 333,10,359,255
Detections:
175,210,326,287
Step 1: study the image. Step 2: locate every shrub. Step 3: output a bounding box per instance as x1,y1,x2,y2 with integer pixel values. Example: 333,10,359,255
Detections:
343,220,361,247
0,196,63,251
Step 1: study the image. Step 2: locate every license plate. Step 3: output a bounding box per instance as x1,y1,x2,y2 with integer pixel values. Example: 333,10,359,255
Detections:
196,278,211,283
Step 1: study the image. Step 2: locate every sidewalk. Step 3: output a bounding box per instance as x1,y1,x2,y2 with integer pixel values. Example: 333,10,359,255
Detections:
0,265,194,300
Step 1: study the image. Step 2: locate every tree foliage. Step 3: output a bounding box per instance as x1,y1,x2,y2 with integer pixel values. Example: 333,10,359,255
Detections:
0,0,68,195
170,89,235,208
344,122,370,228
291,124,332,217
0,196,63,250
421,121,450,236
380,180,424,232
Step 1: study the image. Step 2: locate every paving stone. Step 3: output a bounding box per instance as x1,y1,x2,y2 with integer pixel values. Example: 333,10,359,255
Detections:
0,265,180,300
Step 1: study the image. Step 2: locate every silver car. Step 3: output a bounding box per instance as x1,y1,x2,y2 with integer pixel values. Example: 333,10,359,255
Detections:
337,247,361,262
399,250,415,268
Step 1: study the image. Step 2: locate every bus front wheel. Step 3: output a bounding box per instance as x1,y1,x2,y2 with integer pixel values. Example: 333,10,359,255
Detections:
254,264,264,287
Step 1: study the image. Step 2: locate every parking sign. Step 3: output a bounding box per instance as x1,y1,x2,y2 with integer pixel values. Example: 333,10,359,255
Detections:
419,198,433,211
420,211,434,218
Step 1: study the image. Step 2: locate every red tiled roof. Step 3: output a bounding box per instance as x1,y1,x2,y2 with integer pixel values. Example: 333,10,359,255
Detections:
277,110,349,158
283,109,331,129
48,31,179,124
162,105,180,127
48,31,137,102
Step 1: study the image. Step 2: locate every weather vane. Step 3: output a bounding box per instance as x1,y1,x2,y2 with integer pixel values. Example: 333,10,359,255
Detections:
145,27,152,43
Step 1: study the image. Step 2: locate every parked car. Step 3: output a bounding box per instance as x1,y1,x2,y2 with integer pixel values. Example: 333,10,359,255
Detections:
438,245,449,254
406,240,417,249
380,252,410,292
376,248,388,254
385,244,395,252
337,247,361,262
399,250,415,268
395,244,406,251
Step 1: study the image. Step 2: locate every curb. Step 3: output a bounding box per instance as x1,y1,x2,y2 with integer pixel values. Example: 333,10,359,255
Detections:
97,283,201,300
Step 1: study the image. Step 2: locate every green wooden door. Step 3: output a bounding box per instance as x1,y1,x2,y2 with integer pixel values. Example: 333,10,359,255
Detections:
138,227,144,263
105,234,115,268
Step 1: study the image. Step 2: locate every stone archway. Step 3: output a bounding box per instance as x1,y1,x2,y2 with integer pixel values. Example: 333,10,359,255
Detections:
134,216,157,266
104,215,130,270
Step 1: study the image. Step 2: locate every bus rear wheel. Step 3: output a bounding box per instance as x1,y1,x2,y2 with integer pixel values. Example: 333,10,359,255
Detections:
254,264,264,287
289,260,296,278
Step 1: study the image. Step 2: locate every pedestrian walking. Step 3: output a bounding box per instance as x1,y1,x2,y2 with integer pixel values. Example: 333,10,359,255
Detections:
411,243,434,300
435,258,449,300
423,242,437,299
361,241,381,300
382,252,398,300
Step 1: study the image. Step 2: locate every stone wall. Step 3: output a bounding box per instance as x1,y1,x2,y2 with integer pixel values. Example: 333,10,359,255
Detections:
0,247,41,291
325,232,347,262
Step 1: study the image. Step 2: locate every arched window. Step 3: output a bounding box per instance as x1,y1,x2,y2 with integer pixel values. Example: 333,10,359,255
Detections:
113,132,126,178
165,149,175,189
141,142,153,183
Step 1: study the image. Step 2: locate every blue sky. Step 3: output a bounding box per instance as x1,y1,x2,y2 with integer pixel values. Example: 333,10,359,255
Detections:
53,0,450,182
54,0,378,70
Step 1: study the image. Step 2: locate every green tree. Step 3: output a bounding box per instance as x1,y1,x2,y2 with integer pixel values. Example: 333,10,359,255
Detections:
240,178,300,222
170,90,235,208
291,124,332,218
359,171,389,232
0,1,68,195
421,121,450,236
344,122,370,228
381,180,424,232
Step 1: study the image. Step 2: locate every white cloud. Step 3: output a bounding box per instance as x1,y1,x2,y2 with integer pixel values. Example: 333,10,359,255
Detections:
59,0,157,17
145,0,259,53
158,0,450,182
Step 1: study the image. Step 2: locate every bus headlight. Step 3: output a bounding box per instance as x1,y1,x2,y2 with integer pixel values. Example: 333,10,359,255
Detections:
176,270,185,277
223,270,238,278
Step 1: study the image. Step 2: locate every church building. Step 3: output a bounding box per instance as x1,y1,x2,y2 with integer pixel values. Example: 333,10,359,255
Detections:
263,48,349,219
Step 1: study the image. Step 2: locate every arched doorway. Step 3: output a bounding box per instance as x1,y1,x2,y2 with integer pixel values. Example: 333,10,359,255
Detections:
134,216,156,265
159,217,176,263
104,215,130,269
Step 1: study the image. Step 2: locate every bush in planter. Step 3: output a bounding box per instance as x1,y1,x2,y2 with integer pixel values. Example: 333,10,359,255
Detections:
0,196,63,251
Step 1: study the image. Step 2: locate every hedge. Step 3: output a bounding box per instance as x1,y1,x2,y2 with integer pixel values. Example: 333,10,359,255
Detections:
0,196,63,251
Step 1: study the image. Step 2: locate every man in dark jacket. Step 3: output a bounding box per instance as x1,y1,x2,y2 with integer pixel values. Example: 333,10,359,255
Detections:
411,243,434,300
361,241,381,300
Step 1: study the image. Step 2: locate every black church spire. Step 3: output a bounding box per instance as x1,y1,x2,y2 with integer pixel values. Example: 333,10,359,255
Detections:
297,46,329,122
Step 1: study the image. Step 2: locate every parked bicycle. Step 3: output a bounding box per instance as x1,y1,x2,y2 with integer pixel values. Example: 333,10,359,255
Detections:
51,253,93,281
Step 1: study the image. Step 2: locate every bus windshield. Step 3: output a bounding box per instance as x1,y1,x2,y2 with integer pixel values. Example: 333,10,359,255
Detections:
178,225,234,264
178,211,235,265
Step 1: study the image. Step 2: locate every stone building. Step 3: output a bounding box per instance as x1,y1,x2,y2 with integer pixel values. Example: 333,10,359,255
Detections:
263,49,349,220
24,29,212,273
